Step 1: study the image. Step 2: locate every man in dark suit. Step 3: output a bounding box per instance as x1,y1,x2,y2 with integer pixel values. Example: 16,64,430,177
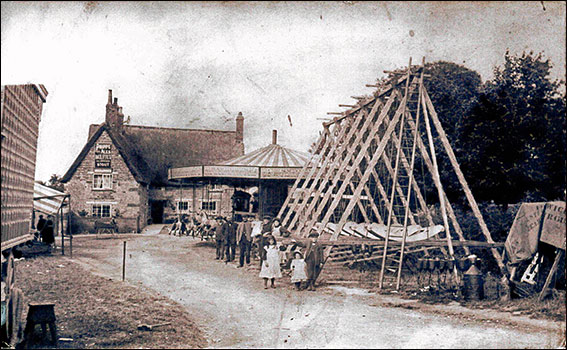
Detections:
214,217,226,260
225,217,237,262
237,217,253,267
36,214,46,240
303,231,324,291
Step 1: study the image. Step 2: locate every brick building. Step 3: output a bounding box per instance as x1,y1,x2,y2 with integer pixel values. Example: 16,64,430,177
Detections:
61,90,245,233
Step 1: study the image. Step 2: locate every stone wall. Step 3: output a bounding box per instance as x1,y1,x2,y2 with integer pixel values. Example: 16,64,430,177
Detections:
64,130,148,233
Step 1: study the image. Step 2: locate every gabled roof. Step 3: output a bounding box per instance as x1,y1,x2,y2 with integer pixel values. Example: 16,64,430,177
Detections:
61,124,153,184
62,123,243,186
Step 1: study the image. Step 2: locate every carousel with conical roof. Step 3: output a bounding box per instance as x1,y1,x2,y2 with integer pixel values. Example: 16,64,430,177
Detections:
168,129,309,220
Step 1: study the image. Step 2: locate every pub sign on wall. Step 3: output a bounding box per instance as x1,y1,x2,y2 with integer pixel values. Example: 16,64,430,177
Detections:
95,143,112,168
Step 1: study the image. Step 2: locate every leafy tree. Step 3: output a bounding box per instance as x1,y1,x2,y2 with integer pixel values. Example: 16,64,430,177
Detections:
47,174,65,192
459,51,566,205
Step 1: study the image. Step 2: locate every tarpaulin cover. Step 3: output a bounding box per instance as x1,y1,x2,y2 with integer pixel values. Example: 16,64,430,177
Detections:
505,201,566,265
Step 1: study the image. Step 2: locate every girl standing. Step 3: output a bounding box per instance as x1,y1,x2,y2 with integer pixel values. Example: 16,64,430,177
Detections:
259,236,282,289
290,251,308,290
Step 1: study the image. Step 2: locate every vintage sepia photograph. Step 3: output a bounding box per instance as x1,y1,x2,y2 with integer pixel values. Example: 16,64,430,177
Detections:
1,1,565,349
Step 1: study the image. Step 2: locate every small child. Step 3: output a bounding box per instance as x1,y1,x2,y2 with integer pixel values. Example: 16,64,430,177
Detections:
290,251,308,290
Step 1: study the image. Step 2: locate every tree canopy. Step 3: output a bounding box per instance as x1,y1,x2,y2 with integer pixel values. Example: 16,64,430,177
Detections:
458,51,566,204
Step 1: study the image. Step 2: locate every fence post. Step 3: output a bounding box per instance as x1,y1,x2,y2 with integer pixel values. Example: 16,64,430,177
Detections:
122,241,127,281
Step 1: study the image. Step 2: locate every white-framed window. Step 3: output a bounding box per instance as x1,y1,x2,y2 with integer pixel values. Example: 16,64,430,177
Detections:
92,203,112,218
201,201,216,212
178,201,189,211
93,174,112,189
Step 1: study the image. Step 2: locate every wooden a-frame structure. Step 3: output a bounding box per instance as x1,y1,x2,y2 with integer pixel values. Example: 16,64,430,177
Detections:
277,58,506,290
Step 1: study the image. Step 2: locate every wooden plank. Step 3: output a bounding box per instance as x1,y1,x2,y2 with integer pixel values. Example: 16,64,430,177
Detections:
424,90,506,274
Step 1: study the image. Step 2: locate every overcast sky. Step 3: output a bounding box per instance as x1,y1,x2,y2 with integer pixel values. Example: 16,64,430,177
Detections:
1,1,565,182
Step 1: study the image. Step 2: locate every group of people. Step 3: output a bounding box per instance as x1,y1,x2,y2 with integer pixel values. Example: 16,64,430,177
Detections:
210,215,324,291
35,214,55,246
168,212,216,240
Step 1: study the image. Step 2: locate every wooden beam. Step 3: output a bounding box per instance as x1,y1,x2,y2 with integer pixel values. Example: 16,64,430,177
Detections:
293,108,372,234
538,249,564,301
339,104,357,108
299,91,398,236
323,75,409,128
288,114,361,232
278,237,506,248
424,90,506,275
280,126,332,227
324,82,415,241
422,85,459,284
405,113,470,255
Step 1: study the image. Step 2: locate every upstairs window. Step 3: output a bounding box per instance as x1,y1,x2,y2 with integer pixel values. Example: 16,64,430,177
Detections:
93,174,112,190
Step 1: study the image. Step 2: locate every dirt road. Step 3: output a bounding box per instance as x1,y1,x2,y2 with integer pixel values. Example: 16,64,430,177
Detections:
70,234,564,349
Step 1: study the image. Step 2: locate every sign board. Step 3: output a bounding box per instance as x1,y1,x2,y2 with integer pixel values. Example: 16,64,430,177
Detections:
95,143,112,168
540,201,566,250
261,167,302,179
169,166,203,179
203,165,259,178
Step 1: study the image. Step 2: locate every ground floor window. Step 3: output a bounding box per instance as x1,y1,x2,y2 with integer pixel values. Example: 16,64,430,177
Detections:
201,201,216,212
178,201,189,211
92,204,112,217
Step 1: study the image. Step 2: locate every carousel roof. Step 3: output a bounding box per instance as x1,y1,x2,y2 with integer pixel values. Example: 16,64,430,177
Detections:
168,130,311,181
221,143,309,167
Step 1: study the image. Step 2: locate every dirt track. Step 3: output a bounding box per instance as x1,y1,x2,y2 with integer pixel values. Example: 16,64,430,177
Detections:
69,234,564,349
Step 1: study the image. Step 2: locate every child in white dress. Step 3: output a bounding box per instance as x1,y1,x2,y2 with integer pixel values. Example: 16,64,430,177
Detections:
290,251,308,290
259,236,282,289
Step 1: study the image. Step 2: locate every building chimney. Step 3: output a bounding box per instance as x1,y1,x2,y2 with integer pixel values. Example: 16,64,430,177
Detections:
236,112,244,143
272,130,277,145
106,90,124,129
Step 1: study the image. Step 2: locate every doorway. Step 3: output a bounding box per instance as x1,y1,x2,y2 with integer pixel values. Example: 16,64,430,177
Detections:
150,200,165,224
